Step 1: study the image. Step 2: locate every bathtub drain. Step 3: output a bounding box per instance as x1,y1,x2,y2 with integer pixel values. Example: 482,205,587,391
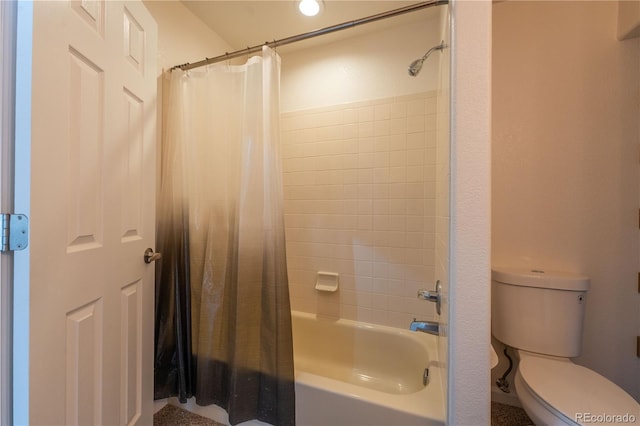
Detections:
423,368,429,386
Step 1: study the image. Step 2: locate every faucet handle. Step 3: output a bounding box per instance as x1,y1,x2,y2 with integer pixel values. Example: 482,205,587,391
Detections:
417,280,442,316
417,289,439,302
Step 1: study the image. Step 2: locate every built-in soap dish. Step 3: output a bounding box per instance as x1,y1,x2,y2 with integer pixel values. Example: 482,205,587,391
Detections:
315,271,339,292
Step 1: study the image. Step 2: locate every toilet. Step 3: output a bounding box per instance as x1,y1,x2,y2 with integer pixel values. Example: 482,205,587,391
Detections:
492,268,640,425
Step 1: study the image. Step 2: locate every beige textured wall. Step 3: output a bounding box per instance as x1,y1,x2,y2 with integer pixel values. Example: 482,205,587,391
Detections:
143,0,231,73
280,9,442,112
434,5,450,405
493,1,640,400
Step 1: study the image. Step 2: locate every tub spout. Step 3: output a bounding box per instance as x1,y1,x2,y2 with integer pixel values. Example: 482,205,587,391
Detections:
409,319,439,336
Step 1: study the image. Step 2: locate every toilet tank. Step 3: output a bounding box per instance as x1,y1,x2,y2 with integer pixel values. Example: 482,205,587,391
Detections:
491,268,590,357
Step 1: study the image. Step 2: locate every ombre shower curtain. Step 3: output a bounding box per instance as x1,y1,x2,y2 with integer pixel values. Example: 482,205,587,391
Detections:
154,47,295,426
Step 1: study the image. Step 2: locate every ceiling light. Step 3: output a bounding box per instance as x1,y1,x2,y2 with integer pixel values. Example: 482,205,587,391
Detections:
298,0,321,17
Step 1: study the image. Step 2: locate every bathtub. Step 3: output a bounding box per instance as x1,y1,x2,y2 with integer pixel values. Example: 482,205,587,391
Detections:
292,311,445,426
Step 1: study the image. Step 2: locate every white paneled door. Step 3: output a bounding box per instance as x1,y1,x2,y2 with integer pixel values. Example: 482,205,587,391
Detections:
24,1,157,424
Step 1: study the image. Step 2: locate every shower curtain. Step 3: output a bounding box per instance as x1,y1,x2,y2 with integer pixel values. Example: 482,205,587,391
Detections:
154,47,295,426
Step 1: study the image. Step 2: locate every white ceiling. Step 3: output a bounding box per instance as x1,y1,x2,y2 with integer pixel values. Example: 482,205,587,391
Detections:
181,1,440,54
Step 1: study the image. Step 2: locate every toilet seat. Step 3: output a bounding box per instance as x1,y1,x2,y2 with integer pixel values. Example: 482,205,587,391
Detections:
518,352,640,424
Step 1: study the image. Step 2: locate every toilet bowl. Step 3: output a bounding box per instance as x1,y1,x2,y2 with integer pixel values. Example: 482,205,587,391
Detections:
514,350,639,425
491,268,640,425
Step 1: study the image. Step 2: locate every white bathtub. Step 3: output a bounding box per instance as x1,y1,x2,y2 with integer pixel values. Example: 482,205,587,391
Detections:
292,311,445,426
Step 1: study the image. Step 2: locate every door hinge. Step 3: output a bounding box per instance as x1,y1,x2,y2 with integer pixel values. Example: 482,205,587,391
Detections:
1,214,28,252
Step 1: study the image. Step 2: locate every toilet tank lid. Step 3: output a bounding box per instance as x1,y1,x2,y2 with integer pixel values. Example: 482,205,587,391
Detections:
492,268,590,291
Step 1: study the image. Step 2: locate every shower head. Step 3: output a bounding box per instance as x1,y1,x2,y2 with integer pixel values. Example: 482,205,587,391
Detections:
408,41,447,77
407,58,425,77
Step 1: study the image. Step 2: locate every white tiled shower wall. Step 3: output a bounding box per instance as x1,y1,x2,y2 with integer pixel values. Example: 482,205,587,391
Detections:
281,92,440,328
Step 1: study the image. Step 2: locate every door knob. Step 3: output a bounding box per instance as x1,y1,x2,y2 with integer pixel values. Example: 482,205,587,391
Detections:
144,248,162,264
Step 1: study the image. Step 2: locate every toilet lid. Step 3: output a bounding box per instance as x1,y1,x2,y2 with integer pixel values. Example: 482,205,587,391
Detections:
519,354,640,423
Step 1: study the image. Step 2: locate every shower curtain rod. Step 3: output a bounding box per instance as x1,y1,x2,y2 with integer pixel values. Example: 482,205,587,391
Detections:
171,0,448,72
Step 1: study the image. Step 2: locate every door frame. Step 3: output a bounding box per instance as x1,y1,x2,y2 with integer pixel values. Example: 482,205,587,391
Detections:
12,1,33,424
0,1,18,424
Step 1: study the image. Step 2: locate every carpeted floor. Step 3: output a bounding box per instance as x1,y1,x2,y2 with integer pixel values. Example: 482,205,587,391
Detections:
154,404,225,426
491,402,534,426
155,401,533,425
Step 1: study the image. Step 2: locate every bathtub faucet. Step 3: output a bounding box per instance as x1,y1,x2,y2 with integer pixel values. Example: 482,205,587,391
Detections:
409,319,440,336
